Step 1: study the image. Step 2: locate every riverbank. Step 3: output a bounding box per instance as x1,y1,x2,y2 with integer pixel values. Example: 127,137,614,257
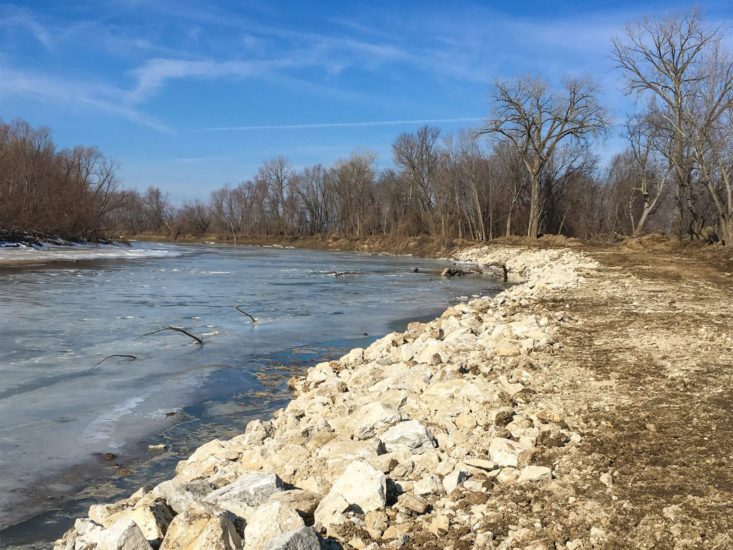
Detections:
54,242,733,549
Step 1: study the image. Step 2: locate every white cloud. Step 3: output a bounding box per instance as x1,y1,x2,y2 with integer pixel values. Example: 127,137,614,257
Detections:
0,64,170,131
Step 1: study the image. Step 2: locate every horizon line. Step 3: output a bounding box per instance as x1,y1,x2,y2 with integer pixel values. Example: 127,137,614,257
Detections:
193,117,486,132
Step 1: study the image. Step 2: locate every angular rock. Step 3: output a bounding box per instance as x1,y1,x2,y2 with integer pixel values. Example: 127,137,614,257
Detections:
89,495,174,544
518,465,552,483
353,402,403,440
102,519,152,550
160,502,242,550
442,468,469,494
364,510,388,539
204,472,283,519
328,460,386,514
489,437,525,467
312,492,350,531
314,461,386,530
267,490,320,524
244,501,304,550
263,526,321,550
413,474,444,496
153,478,216,514
379,420,436,455
398,493,429,515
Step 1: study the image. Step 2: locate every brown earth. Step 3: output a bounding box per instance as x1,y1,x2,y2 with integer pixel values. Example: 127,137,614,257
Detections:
478,238,733,548
561,243,733,548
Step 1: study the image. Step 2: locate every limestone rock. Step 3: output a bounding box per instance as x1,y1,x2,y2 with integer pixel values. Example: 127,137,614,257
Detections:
398,493,429,515
153,478,216,514
354,402,403,440
518,465,552,483
89,495,174,544
54,518,152,550
160,502,242,550
489,437,526,467
413,475,444,496
244,502,304,550
204,473,283,519
328,460,386,514
379,420,436,455
267,490,320,524
102,519,153,550
263,526,321,550
314,461,386,530
442,468,469,494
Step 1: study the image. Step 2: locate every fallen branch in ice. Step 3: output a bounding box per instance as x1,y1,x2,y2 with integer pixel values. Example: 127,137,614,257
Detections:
235,305,257,323
93,354,137,368
137,326,204,346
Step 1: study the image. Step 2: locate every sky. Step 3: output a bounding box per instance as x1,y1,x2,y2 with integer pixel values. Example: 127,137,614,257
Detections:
1,0,732,202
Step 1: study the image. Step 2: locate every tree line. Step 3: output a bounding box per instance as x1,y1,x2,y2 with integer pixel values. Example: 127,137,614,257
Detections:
3,10,732,244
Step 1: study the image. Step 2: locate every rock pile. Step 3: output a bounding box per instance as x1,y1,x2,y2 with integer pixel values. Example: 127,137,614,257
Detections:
55,246,598,549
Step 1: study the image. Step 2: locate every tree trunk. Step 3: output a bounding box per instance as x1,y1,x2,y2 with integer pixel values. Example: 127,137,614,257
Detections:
527,172,541,238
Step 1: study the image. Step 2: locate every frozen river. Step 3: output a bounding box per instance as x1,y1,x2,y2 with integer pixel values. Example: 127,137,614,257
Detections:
0,242,499,545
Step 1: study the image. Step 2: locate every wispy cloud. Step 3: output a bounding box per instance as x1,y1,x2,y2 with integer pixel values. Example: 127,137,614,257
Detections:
194,117,485,132
0,64,170,131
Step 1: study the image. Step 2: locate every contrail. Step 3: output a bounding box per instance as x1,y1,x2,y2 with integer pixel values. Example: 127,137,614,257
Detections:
195,117,485,132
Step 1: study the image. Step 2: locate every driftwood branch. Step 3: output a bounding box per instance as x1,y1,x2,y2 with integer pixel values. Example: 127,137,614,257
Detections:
235,305,257,323
137,326,204,346
93,354,137,368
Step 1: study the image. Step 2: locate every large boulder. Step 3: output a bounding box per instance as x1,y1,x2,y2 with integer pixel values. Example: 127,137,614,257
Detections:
89,495,174,544
102,519,153,550
314,461,386,530
244,502,304,550
54,518,152,550
353,402,403,440
204,473,283,520
160,502,242,550
153,478,217,514
379,420,436,455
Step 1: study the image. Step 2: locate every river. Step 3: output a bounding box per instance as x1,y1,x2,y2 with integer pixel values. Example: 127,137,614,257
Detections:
0,242,498,547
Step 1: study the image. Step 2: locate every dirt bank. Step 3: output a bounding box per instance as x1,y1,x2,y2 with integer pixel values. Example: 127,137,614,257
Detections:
54,241,733,549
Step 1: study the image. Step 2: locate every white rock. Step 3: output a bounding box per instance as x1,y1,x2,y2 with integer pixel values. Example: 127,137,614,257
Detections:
413,475,444,496
160,502,242,550
90,496,174,544
489,437,525,467
313,492,350,531
153,478,217,514
314,461,386,530
379,420,436,455
244,501,304,550
354,402,403,440
205,473,283,519
263,526,321,550
102,519,153,550
442,468,469,494
518,465,552,483
330,460,387,513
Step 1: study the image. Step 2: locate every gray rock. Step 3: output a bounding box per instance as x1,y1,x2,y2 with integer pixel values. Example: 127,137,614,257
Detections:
153,477,216,514
245,501,304,550
204,472,283,519
264,526,321,550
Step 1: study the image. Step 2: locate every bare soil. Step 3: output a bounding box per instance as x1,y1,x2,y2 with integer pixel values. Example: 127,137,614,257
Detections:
504,238,733,548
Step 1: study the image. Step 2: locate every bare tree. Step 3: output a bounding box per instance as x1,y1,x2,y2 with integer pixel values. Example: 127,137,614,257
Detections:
483,76,607,238
613,10,718,237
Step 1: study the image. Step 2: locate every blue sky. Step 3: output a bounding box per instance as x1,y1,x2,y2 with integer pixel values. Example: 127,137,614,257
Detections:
1,1,731,202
